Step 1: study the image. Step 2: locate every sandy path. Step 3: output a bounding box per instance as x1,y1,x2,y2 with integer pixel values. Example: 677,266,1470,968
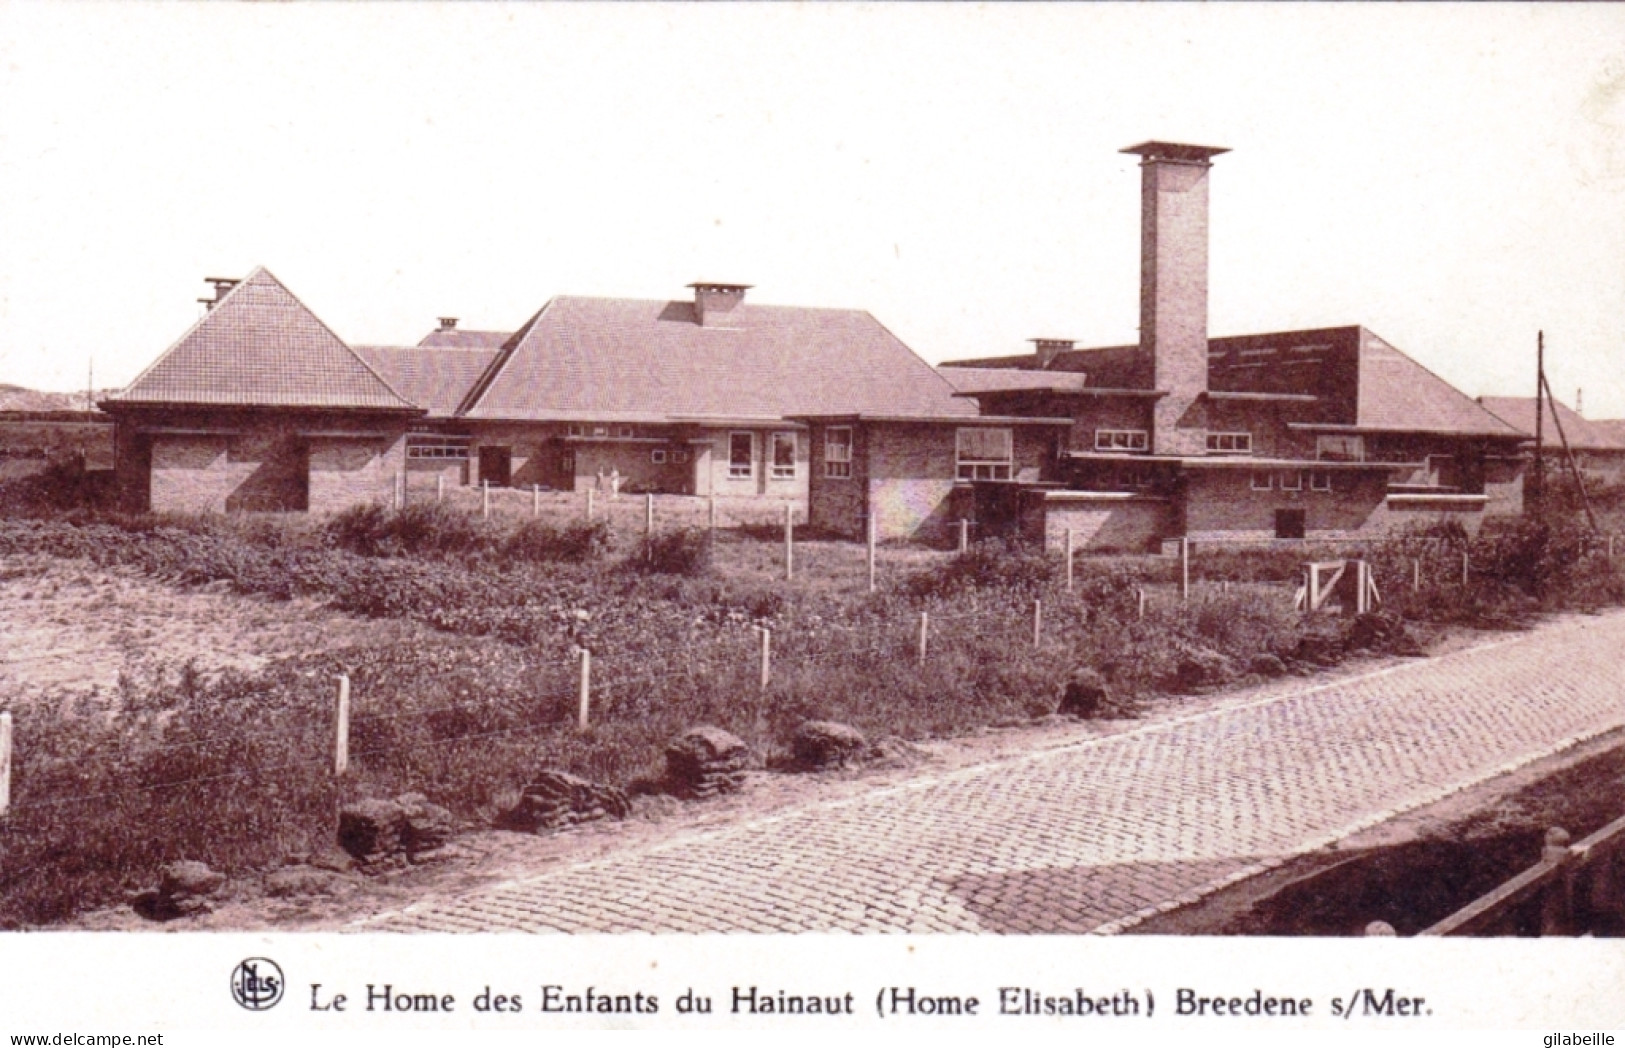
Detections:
0,554,439,699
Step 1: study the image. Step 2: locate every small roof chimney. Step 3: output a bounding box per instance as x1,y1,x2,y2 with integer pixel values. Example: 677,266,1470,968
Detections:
438,317,459,331
198,276,240,311
1030,338,1075,369
689,282,751,329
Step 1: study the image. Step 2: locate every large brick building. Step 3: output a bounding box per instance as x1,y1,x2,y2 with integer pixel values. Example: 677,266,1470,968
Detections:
103,139,1532,548
941,141,1529,550
103,272,1063,539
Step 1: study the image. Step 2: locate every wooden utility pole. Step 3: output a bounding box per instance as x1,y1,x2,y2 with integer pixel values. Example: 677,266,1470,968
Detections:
1541,369,1599,532
1532,330,1545,510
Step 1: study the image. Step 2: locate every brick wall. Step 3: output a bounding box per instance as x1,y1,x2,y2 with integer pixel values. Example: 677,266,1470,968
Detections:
111,408,411,514
1142,158,1212,457
863,422,1052,542
309,433,402,513
1034,492,1171,552
1183,468,1392,541
807,423,868,537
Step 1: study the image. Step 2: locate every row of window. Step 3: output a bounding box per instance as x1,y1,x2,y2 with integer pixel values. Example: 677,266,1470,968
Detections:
1089,432,1376,461
566,423,640,440
406,441,471,460
1253,470,1334,492
729,432,798,480
1093,430,1255,453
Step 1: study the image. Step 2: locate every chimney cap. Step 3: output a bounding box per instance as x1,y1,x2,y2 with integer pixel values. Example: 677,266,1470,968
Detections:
1120,141,1230,164
1029,338,1076,347
438,317,459,330
687,282,753,292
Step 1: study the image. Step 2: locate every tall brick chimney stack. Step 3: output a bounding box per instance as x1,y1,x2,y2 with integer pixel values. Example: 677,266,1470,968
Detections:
1120,141,1228,456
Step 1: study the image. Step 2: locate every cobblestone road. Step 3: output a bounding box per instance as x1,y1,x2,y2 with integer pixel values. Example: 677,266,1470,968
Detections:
363,612,1625,934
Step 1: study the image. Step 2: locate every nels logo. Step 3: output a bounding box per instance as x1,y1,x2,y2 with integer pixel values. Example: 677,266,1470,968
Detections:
230,957,285,1011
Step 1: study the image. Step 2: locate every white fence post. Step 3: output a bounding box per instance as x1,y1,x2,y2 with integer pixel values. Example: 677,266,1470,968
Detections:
0,711,12,818
784,502,794,581
1065,529,1075,591
1413,558,1421,592
481,480,490,519
532,483,540,517
646,493,655,542
867,513,878,593
755,627,772,692
436,474,444,504
1033,599,1043,648
958,519,970,553
1137,587,1146,620
1461,549,1470,586
586,488,595,521
576,648,591,730
1180,537,1190,602
333,675,350,777
918,611,929,666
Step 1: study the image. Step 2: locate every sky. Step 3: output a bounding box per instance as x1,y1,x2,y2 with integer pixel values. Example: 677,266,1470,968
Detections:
2,4,1623,418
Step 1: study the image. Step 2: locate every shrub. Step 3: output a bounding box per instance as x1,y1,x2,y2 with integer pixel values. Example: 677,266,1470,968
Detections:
503,519,610,564
904,538,1056,597
635,528,714,575
0,458,115,515
324,502,489,558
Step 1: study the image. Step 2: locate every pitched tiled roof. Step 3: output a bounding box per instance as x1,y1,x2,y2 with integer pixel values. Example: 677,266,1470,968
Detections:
460,296,976,422
108,268,417,411
1593,419,1625,447
944,343,1147,388
1354,330,1522,437
937,367,1093,395
950,325,1521,438
352,345,500,418
1477,396,1625,451
418,328,512,350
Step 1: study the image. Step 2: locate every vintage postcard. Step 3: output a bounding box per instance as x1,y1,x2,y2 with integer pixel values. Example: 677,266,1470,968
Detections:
1,1,1623,1039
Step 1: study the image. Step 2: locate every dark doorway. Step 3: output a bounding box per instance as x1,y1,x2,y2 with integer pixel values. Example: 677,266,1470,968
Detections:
971,482,1025,539
1274,508,1306,540
479,446,512,487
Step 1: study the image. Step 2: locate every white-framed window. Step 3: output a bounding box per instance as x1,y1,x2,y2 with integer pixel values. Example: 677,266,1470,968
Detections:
1094,429,1149,452
560,451,575,473
616,425,635,439
651,449,667,465
407,438,471,460
1250,471,1274,491
591,424,608,438
566,423,584,438
770,432,797,480
1316,434,1365,462
824,426,853,479
1206,431,1253,454
728,432,754,479
1310,470,1332,492
1280,470,1304,491
956,427,1013,481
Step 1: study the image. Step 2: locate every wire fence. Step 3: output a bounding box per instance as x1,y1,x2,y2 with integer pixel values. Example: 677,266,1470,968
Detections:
1,526,1620,823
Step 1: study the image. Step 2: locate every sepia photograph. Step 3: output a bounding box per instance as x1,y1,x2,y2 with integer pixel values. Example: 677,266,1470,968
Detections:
1,1,1623,1035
